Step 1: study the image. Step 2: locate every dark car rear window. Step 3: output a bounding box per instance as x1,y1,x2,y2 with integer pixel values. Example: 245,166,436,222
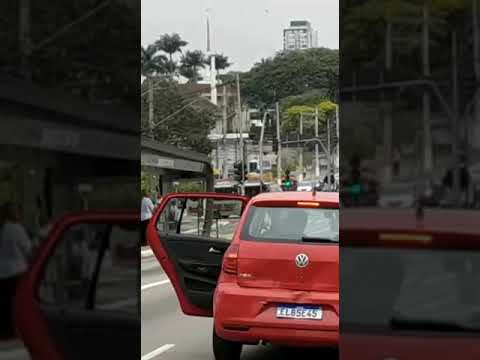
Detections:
341,247,480,332
241,206,339,243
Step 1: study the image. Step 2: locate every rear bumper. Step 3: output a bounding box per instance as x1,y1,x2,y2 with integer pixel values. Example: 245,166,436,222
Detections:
214,282,339,347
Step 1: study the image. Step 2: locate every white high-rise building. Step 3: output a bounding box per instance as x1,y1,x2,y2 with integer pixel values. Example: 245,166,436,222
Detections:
283,20,318,51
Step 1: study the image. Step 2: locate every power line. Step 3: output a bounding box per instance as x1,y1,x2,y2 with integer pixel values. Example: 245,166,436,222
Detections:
151,97,204,129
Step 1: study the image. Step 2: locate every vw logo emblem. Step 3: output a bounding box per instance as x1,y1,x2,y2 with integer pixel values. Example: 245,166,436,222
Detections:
295,253,309,268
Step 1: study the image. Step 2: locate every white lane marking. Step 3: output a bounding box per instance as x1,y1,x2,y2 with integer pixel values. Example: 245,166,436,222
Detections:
142,344,175,360
141,279,170,291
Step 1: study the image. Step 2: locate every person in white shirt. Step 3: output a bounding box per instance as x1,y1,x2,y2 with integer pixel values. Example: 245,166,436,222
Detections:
141,190,155,246
0,202,32,337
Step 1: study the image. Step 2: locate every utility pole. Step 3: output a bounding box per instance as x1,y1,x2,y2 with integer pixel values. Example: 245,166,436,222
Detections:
259,111,268,191
236,73,245,188
299,113,304,179
422,2,433,173
148,78,155,139
336,104,339,174
327,114,331,190
473,0,480,154
19,0,31,81
452,30,459,153
384,18,393,183
222,84,228,178
452,29,460,203
276,102,282,184
314,107,320,178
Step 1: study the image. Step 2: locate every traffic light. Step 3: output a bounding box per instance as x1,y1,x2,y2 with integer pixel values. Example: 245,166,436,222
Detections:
281,170,298,191
282,177,293,191
233,162,247,182
281,170,293,191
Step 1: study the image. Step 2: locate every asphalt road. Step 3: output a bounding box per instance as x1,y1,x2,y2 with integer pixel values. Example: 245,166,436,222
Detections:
141,254,338,360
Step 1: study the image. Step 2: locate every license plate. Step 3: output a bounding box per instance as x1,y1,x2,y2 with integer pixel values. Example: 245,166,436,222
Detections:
276,305,323,320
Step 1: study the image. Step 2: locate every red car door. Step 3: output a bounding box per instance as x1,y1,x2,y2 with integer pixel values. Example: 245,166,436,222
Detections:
147,193,249,317
13,212,139,360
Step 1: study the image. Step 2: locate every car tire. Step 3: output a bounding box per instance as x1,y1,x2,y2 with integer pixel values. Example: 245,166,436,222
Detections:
212,327,242,360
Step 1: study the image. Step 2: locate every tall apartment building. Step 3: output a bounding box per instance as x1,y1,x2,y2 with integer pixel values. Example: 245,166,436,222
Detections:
283,20,318,51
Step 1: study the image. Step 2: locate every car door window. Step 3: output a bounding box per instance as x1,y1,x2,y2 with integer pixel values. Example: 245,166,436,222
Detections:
94,224,139,315
37,222,139,315
157,197,243,242
38,223,107,307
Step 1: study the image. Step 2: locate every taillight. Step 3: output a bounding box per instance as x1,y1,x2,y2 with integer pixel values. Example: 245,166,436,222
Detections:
222,244,239,275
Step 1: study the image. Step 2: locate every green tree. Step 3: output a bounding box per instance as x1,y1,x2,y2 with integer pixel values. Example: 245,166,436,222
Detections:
0,1,140,107
207,53,232,73
342,0,470,68
241,48,338,108
180,50,207,83
282,101,337,134
141,45,168,77
141,78,219,154
155,33,188,74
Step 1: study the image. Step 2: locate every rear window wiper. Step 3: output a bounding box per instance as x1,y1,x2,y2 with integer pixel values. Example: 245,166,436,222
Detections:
301,236,338,243
390,316,480,332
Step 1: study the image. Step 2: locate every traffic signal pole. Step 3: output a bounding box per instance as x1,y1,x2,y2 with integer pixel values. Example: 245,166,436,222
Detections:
236,73,245,193
259,111,268,191
315,107,320,178
276,102,282,185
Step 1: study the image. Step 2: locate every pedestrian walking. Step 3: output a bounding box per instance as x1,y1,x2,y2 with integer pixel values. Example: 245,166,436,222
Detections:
0,202,32,337
141,190,155,246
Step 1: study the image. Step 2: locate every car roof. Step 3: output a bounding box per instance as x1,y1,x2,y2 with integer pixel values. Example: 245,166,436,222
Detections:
251,191,338,204
341,208,479,235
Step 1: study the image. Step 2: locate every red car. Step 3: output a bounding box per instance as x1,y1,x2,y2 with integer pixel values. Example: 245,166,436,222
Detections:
148,191,339,359
341,208,480,360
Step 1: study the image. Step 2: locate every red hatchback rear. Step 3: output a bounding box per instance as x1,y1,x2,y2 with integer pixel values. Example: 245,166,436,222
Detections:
148,191,339,360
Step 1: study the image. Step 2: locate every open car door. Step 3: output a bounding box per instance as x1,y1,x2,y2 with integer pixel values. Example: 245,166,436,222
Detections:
147,193,249,317
14,212,140,360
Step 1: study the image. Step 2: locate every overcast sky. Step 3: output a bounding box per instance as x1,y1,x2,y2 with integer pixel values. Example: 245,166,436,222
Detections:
141,0,339,71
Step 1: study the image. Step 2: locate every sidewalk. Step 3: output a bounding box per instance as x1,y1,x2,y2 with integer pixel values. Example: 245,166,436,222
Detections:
141,246,154,259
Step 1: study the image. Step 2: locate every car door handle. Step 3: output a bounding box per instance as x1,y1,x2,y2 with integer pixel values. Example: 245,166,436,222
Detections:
209,247,222,254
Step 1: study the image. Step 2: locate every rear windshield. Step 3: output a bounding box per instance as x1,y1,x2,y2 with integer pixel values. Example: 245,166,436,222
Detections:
342,247,480,332
242,206,339,243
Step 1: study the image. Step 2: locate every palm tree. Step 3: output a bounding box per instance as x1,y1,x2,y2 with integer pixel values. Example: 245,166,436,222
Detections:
180,50,207,83
141,45,168,77
155,33,188,74
141,44,169,139
207,53,232,74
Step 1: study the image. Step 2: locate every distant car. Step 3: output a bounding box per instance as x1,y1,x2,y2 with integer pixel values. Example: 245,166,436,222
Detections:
268,183,283,192
297,180,316,192
148,192,339,359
